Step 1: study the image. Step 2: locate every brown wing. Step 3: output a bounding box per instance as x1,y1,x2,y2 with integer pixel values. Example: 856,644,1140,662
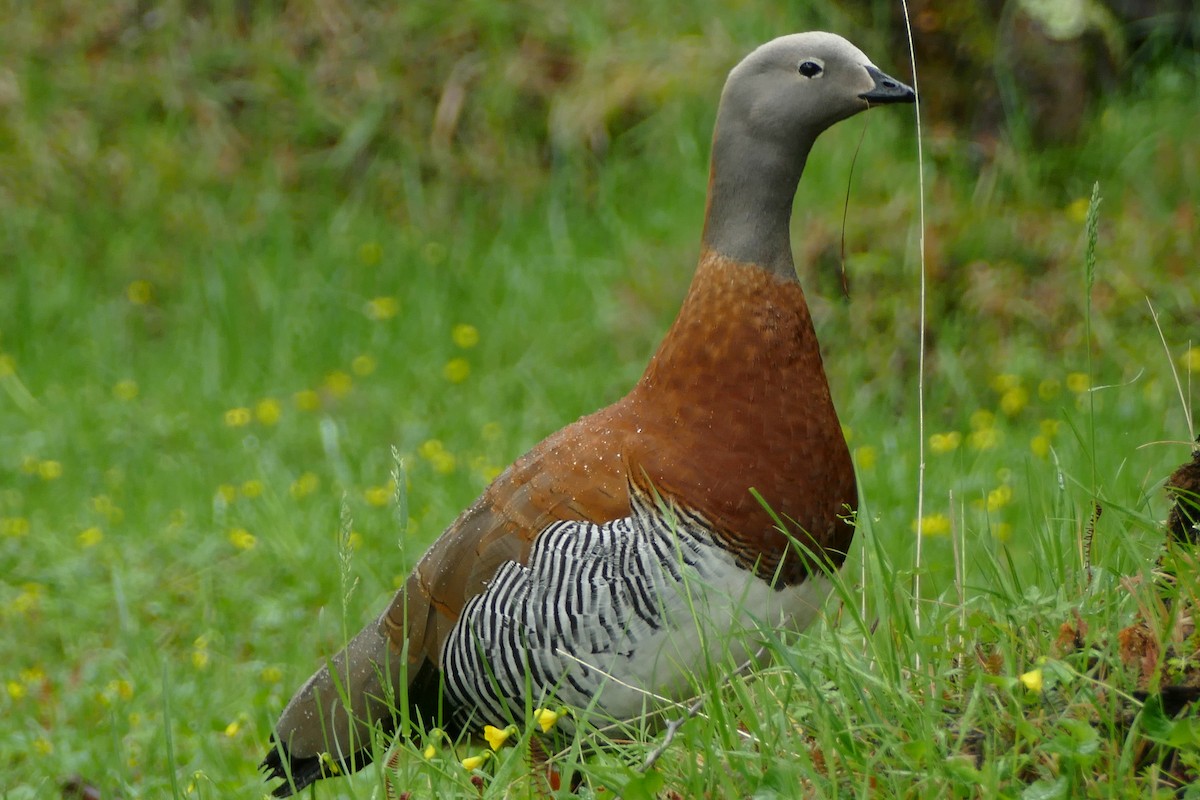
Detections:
387,400,639,676
263,400,640,791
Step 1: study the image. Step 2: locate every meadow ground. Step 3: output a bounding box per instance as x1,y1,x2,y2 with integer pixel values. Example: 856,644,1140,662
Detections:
2,4,1198,798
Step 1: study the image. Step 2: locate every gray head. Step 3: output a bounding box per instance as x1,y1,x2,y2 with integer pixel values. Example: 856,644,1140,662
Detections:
702,32,914,276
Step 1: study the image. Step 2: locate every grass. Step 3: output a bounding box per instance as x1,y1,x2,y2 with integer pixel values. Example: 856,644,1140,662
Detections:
2,3,1198,798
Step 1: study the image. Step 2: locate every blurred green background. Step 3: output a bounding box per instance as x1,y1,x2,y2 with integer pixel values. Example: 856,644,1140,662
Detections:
1,0,1197,796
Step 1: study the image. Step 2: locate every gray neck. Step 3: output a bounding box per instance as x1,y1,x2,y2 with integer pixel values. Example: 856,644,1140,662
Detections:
701,112,816,279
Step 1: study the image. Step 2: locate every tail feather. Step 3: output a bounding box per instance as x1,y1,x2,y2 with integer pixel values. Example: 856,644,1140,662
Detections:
259,649,452,795
260,735,375,798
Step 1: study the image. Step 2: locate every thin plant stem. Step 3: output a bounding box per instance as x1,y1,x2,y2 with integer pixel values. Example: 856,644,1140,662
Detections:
1083,183,1102,576
899,0,929,657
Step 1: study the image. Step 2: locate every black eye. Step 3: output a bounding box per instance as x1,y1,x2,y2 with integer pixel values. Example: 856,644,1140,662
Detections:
798,60,823,78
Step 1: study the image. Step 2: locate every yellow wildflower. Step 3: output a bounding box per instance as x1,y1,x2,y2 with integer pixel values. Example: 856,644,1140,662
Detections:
1019,668,1044,693
20,668,44,685
1,517,30,538
968,428,1000,451
420,440,458,475
472,456,504,483
20,455,38,474
533,707,566,733
126,280,153,305
483,724,518,751
33,737,52,755
228,527,257,550
990,373,1020,393
969,410,995,430
293,389,321,412
224,407,252,427
217,484,238,503
986,485,1013,512
1182,347,1200,373
929,432,961,454
1037,378,1061,401
424,728,445,759
113,379,139,401
1000,387,1029,417
192,638,210,670
241,480,264,499
78,526,104,548
7,680,25,699
912,513,952,537
255,398,282,426
1066,372,1090,393
351,354,376,377
38,460,63,481
854,445,877,471
357,241,383,266
364,484,393,508
289,472,320,500
452,324,480,349
431,452,457,475
108,679,134,701
461,751,491,771
224,720,241,737
323,371,353,398
9,583,44,615
1031,422,1059,458
260,666,283,684
443,357,471,384
1065,197,1090,224
365,296,400,321
1030,435,1051,459
993,522,1013,542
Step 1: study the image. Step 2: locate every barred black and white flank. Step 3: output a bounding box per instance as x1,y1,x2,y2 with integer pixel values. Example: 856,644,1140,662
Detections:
440,485,831,732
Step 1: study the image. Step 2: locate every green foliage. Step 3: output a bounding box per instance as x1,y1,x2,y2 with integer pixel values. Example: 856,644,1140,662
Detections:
1,2,1197,798
1142,695,1200,749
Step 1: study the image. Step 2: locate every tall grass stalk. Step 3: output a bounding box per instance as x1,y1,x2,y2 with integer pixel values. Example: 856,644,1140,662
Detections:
163,663,182,799
899,0,930,665
1082,182,1102,577
1147,299,1196,441
390,446,413,741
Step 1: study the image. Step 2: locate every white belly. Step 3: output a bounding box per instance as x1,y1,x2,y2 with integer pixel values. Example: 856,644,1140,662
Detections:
584,535,834,720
